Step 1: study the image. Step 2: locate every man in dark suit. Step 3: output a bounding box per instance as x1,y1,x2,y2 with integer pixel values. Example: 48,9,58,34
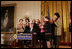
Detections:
26,23,35,33
32,19,41,47
24,23,36,48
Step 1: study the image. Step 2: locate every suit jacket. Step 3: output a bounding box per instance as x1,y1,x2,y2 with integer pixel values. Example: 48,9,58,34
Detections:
28,28,35,33
24,27,35,34
33,23,41,35
51,21,57,36
24,25,30,33
54,18,61,36
43,21,51,33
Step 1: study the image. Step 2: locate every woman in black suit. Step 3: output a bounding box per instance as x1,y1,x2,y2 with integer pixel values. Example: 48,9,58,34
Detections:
43,16,52,48
24,18,30,33
24,18,30,47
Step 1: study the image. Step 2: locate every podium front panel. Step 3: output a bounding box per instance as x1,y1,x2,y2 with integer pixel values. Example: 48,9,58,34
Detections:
14,33,32,40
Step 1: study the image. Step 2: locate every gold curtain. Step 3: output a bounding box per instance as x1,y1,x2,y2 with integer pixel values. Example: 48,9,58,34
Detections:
41,1,71,42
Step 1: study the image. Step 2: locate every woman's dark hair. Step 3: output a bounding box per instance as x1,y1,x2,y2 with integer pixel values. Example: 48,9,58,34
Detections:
19,19,23,22
54,12,60,18
45,16,50,20
25,18,30,22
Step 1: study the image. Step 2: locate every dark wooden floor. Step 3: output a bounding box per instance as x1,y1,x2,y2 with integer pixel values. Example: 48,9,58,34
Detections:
1,45,71,48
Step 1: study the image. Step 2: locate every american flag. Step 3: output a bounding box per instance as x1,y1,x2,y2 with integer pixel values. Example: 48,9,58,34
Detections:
47,2,53,24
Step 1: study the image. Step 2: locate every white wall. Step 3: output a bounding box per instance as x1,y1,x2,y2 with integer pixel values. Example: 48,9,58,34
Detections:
1,1,41,26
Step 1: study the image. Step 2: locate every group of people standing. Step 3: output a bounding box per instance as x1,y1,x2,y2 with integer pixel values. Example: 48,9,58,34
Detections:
16,12,61,48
